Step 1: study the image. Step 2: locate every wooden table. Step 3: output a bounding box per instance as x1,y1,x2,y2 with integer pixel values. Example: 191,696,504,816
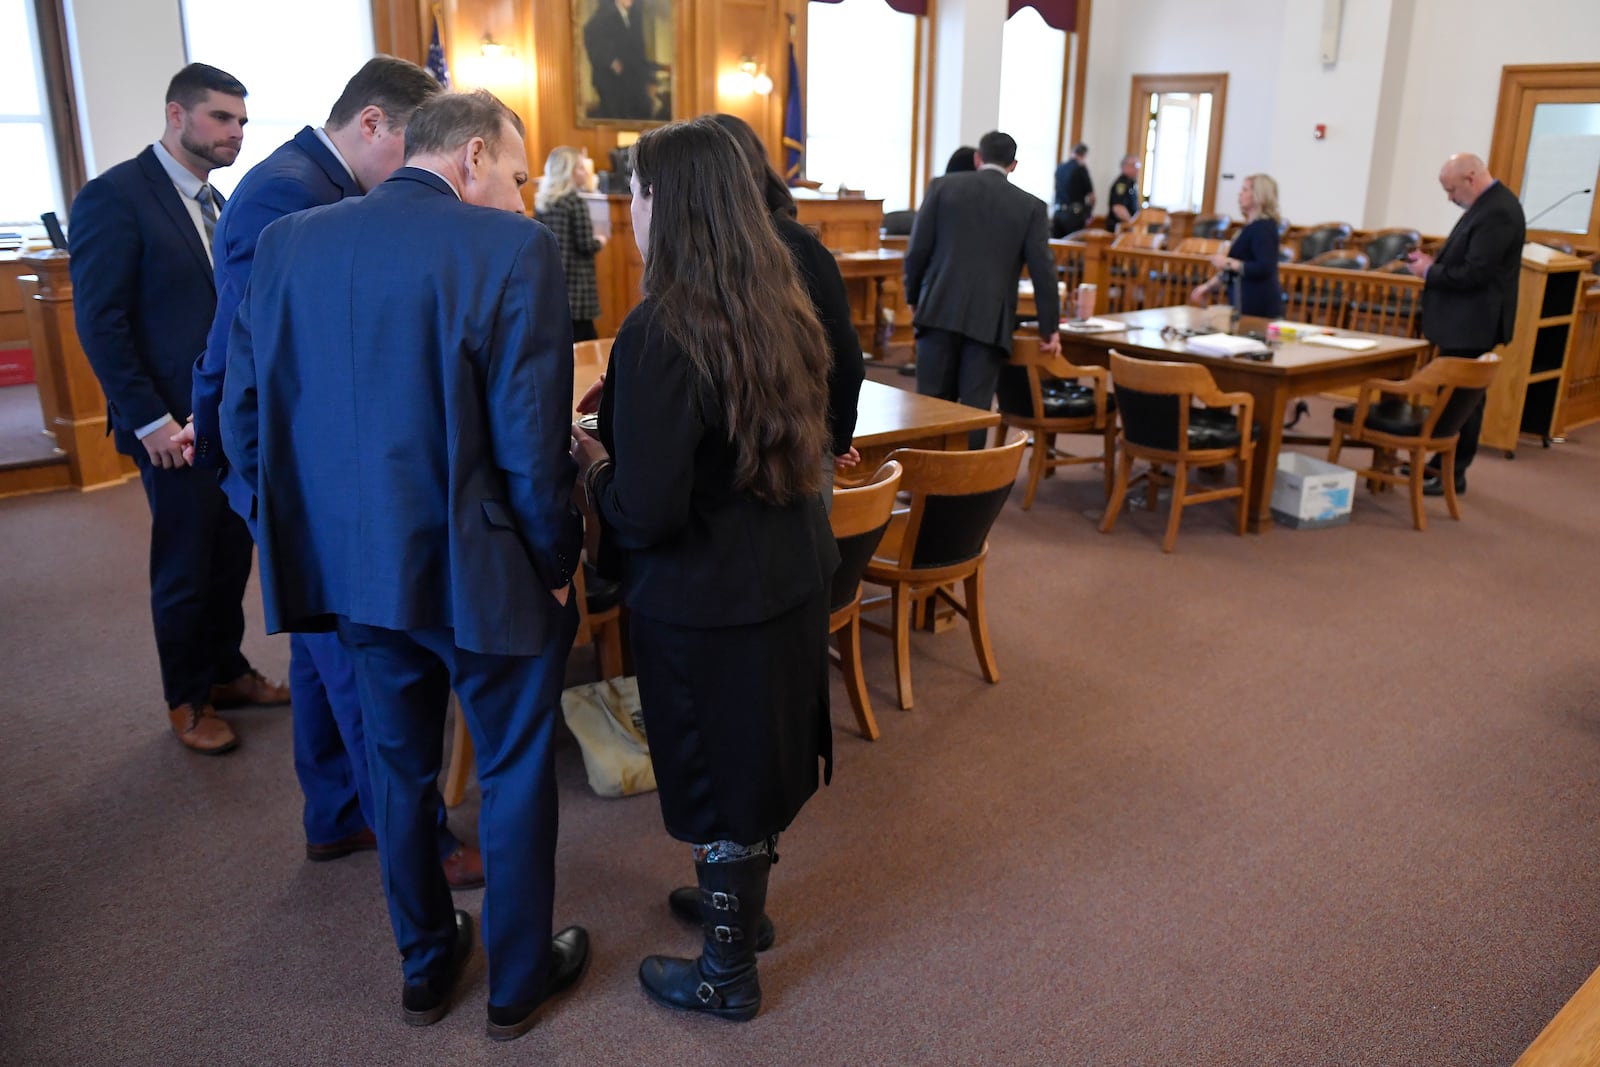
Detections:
1060,306,1429,532
833,250,905,359
848,378,1000,473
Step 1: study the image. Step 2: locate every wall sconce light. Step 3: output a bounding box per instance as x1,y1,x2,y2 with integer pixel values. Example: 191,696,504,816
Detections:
461,32,523,85
480,34,506,58
720,56,773,98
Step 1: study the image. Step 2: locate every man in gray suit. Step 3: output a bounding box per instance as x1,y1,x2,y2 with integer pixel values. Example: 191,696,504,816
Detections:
905,130,1060,447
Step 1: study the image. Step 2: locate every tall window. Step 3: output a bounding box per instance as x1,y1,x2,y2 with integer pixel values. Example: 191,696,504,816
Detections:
997,7,1065,208
806,0,919,212
1,0,62,224
180,1,376,195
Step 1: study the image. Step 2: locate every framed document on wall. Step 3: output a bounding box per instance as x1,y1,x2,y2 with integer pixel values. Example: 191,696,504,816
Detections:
572,0,674,128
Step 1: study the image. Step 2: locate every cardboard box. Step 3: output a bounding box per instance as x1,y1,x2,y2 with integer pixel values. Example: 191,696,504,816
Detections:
1270,452,1355,529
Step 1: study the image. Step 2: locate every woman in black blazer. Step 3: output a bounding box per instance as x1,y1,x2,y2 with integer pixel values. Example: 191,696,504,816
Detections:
1190,172,1285,318
571,118,837,1022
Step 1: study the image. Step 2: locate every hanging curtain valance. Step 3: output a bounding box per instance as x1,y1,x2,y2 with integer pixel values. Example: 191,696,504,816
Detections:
1007,0,1078,32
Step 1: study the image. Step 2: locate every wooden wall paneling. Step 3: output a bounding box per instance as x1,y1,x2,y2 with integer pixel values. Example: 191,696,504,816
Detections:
1488,64,1600,252
370,0,427,64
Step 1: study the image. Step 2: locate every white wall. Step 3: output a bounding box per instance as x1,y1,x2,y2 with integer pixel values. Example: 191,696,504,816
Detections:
1380,0,1600,235
64,0,186,177
929,0,1007,183
1080,0,1286,221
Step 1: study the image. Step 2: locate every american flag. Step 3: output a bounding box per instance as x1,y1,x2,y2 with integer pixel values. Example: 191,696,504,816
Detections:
426,10,451,88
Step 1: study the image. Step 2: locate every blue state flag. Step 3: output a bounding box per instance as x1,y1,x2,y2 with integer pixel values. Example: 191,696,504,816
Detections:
782,41,804,184
426,11,451,89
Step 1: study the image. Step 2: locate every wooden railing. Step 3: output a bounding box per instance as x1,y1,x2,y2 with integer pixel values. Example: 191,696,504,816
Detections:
1557,276,1600,434
1051,231,1429,343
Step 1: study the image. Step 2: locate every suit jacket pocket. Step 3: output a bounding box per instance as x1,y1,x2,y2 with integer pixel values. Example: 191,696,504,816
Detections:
482,499,518,530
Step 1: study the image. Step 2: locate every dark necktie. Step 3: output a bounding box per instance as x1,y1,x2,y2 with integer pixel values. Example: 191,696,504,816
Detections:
196,184,218,249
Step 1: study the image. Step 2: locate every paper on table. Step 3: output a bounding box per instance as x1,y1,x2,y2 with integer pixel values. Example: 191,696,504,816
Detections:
1185,333,1270,357
1302,334,1378,351
1061,317,1129,332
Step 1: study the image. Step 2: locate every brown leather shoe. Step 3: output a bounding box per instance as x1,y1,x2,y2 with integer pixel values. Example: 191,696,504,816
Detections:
306,827,378,862
167,703,238,755
442,845,485,891
210,669,291,709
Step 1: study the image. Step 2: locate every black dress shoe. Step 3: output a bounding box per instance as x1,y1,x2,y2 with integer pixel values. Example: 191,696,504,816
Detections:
402,910,475,1026
485,926,590,1042
1422,471,1466,497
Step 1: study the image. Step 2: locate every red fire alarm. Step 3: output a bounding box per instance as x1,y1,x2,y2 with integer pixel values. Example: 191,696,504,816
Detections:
1314,124,1327,140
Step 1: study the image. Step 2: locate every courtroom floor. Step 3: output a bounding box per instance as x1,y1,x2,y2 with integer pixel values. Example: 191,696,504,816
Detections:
2,391,1599,1066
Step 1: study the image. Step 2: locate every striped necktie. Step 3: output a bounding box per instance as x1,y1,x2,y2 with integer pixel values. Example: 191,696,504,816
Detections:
196,184,218,248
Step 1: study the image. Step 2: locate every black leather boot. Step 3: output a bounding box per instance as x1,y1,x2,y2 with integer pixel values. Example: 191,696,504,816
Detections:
666,885,776,951
639,854,769,1021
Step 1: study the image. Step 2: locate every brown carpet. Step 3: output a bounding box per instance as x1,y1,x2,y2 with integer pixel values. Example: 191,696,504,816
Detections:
3,388,1599,1066
0,383,61,467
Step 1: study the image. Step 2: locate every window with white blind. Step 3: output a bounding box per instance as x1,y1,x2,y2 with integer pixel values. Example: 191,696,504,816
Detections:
179,1,376,195
997,6,1066,208
1,0,62,225
805,0,919,212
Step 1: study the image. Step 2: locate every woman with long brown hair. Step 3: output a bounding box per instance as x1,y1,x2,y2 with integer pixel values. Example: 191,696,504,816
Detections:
570,117,837,1022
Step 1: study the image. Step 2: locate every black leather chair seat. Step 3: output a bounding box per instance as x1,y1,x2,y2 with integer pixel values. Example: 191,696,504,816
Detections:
1039,381,1116,419
1332,399,1427,436
584,563,623,614
1186,407,1243,449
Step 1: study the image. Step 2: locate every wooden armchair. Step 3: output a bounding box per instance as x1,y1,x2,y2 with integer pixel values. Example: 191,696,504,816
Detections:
993,334,1116,509
1327,353,1500,531
1112,230,1166,251
1296,222,1353,262
828,460,902,740
1175,237,1227,256
860,435,1026,710
1099,351,1255,553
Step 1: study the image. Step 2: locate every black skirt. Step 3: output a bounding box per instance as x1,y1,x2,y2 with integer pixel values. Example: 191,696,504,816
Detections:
630,589,833,845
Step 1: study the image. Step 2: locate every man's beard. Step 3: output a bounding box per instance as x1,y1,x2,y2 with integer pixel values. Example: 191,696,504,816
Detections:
181,128,237,169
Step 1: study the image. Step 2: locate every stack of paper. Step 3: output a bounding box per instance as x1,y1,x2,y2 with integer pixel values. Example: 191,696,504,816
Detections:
1302,334,1379,351
1184,333,1270,357
1062,318,1128,333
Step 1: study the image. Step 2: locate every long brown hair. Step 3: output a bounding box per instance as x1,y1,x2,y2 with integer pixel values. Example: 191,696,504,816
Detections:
630,118,829,505
709,113,797,219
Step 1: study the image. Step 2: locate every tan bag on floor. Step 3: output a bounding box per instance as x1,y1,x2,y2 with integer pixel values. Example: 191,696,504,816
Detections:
559,676,656,798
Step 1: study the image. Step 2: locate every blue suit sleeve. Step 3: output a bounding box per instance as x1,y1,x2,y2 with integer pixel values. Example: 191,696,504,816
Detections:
487,226,582,590
195,177,325,469
219,275,260,502
69,179,172,432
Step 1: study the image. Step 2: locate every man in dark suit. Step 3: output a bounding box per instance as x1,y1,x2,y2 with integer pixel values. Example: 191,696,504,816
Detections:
221,90,587,1039
584,0,657,120
176,58,482,886
1405,152,1526,495
1052,142,1094,237
905,130,1061,447
70,63,287,756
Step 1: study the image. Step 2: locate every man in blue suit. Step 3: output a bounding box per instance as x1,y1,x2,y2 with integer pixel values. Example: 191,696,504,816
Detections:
221,90,587,1039
70,63,287,756
178,57,481,888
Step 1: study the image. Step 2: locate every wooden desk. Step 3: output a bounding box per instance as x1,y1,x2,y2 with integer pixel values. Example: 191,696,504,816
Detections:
848,379,1000,473
1062,306,1428,532
834,250,905,359
793,191,883,252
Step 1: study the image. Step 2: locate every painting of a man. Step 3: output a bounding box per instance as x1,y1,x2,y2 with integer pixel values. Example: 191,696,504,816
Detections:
577,0,671,125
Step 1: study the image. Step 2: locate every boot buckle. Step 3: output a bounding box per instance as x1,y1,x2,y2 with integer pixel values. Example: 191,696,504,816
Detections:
712,924,743,943
705,890,740,913
695,981,720,1006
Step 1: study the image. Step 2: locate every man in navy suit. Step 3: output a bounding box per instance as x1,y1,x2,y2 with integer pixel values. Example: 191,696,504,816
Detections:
175,58,481,886
70,63,287,756
1404,152,1526,495
222,91,587,1039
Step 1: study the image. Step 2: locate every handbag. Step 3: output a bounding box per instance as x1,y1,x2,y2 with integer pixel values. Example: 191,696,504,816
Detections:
559,676,656,798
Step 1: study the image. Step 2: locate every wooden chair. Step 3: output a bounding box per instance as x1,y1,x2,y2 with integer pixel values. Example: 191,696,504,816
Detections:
1327,353,1500,531
1190,213,1231,239
443,564,624,807
993,335,1115,509
828,460,902,740
1099,351,1255,553
1307,250,1370,270
860,435,1026,710
1363,228,1420,271
1297,222,1353,262
1132,207,1170,233
1175,237,1227,256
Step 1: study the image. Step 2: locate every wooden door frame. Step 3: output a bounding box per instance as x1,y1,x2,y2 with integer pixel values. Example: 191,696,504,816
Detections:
1126,72,1227,214
1488,63,1600,251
